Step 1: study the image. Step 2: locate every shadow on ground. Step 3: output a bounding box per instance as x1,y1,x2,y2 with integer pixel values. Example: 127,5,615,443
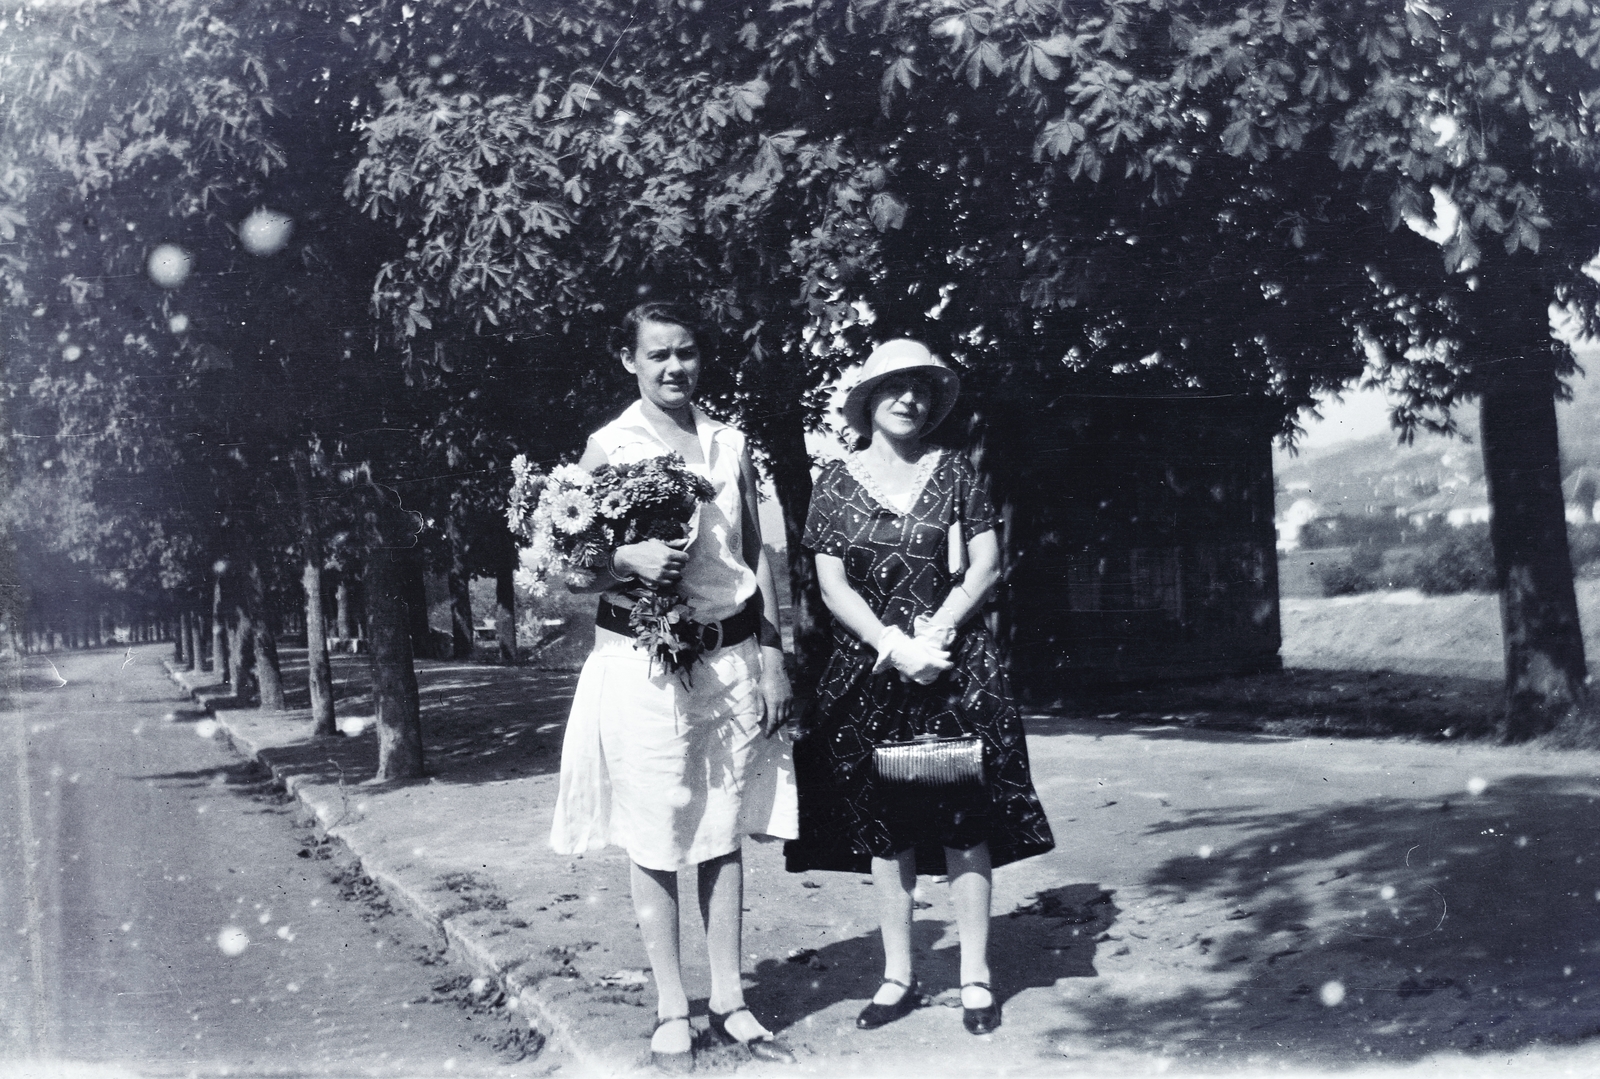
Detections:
235,650,580,793
1043,772,1600,1067
1036,667,1505,741
729,882,1118,1043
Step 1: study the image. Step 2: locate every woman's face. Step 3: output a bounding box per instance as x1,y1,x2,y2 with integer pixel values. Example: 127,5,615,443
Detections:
622,319,701,413
868,374,933,442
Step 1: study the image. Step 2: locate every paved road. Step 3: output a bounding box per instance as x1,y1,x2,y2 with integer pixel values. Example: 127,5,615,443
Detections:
0,646,556,1076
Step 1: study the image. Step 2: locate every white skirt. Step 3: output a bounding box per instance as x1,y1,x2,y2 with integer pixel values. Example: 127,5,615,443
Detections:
549,627,798,871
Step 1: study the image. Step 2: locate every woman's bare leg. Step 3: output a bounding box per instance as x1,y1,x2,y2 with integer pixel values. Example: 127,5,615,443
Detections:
631,861,693,1052
698,848,772,1040
945,842,993,1008
870,849,918,1004
698,850,746,1010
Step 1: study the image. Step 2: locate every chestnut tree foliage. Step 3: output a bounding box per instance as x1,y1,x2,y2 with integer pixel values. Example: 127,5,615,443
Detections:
7,0,1600,737
0,0,429,768
347,0,1600,733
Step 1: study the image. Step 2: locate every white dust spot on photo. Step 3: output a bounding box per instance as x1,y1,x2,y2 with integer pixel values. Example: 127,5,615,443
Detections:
147,243,193,288
1379,885,1396,901
1196,845,1214,859
239,208,294,257
216,927,249,957
1319,981,1346,1007
1466,776,1489,796
276,926,294,941
257,912,271,924
195,720,219,739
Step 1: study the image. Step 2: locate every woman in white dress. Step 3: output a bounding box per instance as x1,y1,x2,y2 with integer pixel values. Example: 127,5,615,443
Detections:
548,302,797,1071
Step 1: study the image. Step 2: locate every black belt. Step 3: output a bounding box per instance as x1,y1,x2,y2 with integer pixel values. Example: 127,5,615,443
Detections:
597,594,761,653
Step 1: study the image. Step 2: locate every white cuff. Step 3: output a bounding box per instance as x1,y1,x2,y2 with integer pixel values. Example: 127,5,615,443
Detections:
872,625,908,675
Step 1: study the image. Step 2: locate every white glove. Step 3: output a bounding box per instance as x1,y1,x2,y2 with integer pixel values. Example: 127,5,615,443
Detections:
873,625,952,685
913,613,957,651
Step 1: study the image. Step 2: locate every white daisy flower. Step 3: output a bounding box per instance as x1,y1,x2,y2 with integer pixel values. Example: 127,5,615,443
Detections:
513,564,550,599
547,488,597,535
550,463,593,488
563,566,597,588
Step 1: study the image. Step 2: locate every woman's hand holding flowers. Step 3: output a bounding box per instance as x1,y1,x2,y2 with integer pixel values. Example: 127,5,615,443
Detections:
613,537,689,588
873,625,952,685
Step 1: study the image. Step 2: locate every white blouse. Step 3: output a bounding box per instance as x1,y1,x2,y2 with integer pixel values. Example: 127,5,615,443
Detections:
590,401,759,623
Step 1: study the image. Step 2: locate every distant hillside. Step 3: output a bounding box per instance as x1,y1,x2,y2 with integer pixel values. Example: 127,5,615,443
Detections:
1276,355,1600,521
1276,430,1481,517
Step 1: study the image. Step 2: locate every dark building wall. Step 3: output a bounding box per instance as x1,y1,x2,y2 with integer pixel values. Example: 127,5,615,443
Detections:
982,395,1281,700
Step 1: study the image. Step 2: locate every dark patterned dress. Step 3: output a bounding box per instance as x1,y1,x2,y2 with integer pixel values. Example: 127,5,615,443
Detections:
785,451,1055,876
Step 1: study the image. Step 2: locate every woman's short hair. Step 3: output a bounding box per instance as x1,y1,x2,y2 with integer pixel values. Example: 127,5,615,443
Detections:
611,301,702,358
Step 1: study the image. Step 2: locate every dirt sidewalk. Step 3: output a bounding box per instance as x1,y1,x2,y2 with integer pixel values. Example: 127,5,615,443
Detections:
163,647,1600,1077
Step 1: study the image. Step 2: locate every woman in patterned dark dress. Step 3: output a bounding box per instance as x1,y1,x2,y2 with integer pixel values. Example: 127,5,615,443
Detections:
786,339,1054,1037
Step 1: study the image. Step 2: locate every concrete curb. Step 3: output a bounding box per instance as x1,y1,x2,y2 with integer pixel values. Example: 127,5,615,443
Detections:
159,660,631,1077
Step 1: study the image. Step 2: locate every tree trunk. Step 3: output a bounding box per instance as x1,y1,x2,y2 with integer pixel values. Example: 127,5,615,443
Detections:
366,541,424,780
301,557,335,734
245,560,286,711
212,573,231,685
495,541,517,665
755,403,831,710
186,609,201,671
229,602,251,704
197,609,212,671
402,547,434,660
293,452,337,735
335,575,356,639
1480,363,1588,739
176,612,190,666
447,514,474,660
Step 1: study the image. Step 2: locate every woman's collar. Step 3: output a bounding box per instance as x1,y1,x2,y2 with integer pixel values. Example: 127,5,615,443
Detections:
615,400,735,456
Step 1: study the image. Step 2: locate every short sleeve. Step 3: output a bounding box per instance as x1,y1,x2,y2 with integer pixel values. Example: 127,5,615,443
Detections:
953,454,997,538
802,461,849,557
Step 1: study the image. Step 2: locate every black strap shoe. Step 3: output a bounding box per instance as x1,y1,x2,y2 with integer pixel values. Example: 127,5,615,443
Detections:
650,1015,694,1074
707,1007,796,1064
856,976,921,1030
961,981,1001,1035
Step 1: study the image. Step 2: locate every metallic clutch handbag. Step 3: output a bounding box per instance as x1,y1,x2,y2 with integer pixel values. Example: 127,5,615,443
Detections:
873,734,985,787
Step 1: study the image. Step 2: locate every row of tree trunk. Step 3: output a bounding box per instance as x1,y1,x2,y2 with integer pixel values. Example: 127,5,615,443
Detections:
9,616,179,652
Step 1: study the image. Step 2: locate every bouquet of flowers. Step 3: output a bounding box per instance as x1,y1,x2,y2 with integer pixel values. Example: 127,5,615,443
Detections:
507,452,717,674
